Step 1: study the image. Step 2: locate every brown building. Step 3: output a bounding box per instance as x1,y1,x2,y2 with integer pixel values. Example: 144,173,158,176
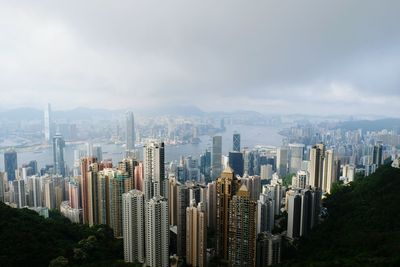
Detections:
216,166,240,260
228,185,257,267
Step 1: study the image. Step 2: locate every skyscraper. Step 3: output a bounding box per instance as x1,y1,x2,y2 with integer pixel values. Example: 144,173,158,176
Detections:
28,176,42,207
276,147,288,176
176,184,189,258
288,144,304,174
143,141,165,200
228,185,257,267
292,170,308,189
229,152,244,177
109,170,130,237
145,196,169,267
53,134,66,177
126,111,135,151
44,103,54,143
286,190,301,239
122,190,145,264
309,144,325,189
256,232,281,266
373,144,383,167
12,179,26,208
212,136,222,180
186,201,207,267
216,166,240,260
207,181,217,231
322,149,335,193
257,191,275,234
233,133,241,152
4,150,17,181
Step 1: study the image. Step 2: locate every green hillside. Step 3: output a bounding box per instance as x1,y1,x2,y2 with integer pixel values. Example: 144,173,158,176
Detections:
0,205,130,267
281,164,400,266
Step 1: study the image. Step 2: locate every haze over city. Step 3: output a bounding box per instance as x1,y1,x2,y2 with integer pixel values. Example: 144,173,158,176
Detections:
1,2,400,267
1,1,399,116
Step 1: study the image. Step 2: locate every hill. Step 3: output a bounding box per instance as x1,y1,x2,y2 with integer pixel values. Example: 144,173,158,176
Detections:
281,164,400,266
0,205,131,267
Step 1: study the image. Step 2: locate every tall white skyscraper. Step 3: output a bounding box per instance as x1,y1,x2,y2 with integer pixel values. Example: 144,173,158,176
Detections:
122,190,145,264
44,103,54,143
126,111,135,151
145,196,169,267
322,149,335,193
143,141,165,200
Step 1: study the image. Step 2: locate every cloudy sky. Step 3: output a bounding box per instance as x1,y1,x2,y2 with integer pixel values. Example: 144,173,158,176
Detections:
0,0,399,116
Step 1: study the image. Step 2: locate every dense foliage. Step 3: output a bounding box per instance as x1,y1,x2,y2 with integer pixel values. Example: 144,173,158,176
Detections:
0,205,130,267
281,164,400,266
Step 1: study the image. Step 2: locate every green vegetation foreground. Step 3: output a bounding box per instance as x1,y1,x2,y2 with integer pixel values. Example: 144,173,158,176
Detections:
0,204,130,267
281,164,400,266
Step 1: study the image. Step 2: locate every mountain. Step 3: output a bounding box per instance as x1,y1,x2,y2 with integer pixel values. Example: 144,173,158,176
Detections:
281,164,400,266
335,118,400,132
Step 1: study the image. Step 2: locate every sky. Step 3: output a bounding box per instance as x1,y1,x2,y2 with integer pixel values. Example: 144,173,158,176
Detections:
0,0,399,116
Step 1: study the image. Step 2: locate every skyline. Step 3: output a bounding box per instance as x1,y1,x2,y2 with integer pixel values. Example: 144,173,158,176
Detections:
0,1,399,116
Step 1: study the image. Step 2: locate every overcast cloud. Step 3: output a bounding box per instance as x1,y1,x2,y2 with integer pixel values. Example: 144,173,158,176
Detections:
0,0,399,116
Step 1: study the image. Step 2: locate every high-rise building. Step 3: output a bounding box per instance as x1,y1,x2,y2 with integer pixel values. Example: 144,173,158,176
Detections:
0,172,5,202
93,145,103,162
286,190,301,239
292,170,308,189
229,152,244,177
43,177,56,210
257,191,275,234
126,111,135,151
12,179,26,208
240,175,261,201
122,190,145,264
53,134,66,177
233,133,241,152
309,144,325,189
260,164,273,180
143,141,165,200
256,232,281,266
276,147,288,176
145,196,169,267
97,169,111,225
80,157,97,224
109,170,130,237
288,144,304,174
176,184,189,258
4,150,18,181
207,181,217,231
212,136,222,180
373,144,383,167
342,164,355,183
28,176,42,207
186,201,207,267
44,103,54,143
216,167,240,260
228,185,257,267
322,149,335,193
286,188,318,239
168,177,178,226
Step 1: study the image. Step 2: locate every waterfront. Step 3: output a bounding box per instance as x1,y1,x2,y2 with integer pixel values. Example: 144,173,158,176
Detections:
0,124,283,171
